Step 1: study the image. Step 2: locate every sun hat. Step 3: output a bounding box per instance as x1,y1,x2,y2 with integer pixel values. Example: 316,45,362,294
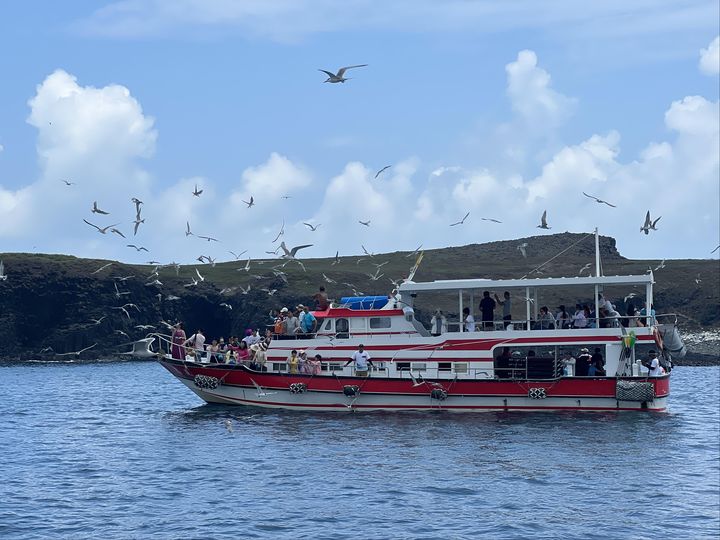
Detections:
280,307,289,313
580,347,589,353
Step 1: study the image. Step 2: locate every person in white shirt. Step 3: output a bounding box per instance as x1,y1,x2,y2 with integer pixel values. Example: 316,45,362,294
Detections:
571,303,587,328
183,329,206,361
430,309,448,336
463,307,475,332
344,344,374,376
645,350,665,377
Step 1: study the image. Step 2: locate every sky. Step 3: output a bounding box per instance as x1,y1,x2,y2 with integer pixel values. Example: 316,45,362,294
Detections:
0,0,718,266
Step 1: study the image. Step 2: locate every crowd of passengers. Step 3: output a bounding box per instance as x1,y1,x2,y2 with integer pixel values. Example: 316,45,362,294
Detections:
170,323,273,367
444,291,656,333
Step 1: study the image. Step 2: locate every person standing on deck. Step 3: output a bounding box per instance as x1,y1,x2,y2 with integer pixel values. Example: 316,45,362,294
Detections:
494,291,512,329
576,348,592,376
171,322,186,360
463,307,475,332
183,329,206,360
479,291,496,330
345,344,374,377
430,309,448,336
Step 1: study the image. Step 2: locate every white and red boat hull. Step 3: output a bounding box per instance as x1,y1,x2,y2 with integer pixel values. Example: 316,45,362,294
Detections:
158,358,670,412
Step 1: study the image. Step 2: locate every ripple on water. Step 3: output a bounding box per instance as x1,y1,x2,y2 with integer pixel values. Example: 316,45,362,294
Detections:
0,363,718,539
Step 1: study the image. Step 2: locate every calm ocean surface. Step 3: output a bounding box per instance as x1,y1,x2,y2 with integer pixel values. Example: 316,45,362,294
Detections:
0,362,718,540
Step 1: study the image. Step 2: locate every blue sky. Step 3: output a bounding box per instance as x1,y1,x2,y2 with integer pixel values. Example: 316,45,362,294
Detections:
0,1,718,266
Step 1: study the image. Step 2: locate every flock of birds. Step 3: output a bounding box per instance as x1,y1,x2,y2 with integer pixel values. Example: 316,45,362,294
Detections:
1,63,718,355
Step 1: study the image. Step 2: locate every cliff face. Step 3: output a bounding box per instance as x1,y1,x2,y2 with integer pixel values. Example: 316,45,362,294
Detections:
1,233,718,359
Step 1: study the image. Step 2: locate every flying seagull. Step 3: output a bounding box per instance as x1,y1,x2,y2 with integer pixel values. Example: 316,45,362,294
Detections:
331,251,340,265
280,241,312,260
405,245,423,258
192,184,203,197
318,64,368,83
0,260,9,281
242,196,255,208
110,228,126,238
271,219,285,243
711,245,720,254
127,244,149,252
229,250,247,260
131,197,143,213
92,201,109,215
60,179,75,186
375,165,391,179
578,262,592,276
303,222,321,231
185,221,193,237
195,268,205,282
517,243,528,258
481,217,502,223
91,262,113,274
537,210,551,229
197,235,218,242
450,212,470,227
88,316,106,326
322,273,336,284
358,219,371,227
56,343,97,357
654,259,666,271
113,282,130,298
220,302,232,310
83,219,120,234
133,218,145,236
640,211,662,234
582,192,616,208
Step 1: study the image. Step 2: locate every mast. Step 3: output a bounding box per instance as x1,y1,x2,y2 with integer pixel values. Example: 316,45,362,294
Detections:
594,227,601,277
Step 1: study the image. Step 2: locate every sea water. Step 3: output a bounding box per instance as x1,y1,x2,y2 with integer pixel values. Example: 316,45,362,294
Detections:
0,362,718,539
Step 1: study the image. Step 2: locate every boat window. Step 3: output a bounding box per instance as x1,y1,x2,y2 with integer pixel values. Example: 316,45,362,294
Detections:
350,318,366,330
411,362,427,371
272,362,287,372
321,363,344,371
335,318,349,339
438,362,452,372
369,317,392,329
323,319,333,331
454,363,468,374
396,362,411,371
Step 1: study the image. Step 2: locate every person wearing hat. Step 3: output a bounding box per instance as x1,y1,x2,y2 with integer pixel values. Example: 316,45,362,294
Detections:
576,347,592,376
298,350,308,373
251,340,268,369
642,350,665,377
344,344,374,377
297,305,307,333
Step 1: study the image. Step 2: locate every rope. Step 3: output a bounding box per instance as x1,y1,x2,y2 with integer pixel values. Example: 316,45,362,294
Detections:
519,232,594,279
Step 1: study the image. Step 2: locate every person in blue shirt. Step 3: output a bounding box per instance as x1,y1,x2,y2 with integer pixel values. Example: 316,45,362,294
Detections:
300,305,317,335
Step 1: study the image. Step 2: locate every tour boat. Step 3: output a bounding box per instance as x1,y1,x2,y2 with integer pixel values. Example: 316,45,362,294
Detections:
154,246,685,412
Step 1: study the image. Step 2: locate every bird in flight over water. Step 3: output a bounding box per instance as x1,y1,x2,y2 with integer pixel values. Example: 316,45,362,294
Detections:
192,184,203,197
318,64,368,83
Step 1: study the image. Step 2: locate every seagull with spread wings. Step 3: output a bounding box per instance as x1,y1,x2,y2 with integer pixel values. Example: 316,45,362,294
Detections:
91,262,113,274
450,212,470,226
192,184,203,197
537,210,551,229
582,192,616,207
83,219,119,234
358,219,371,227
57,343,97,357
127,244,149,252
375,165,391,179
242,196,254,208
318,64,368,83
92,201,109,215
303,222,321,231
280,241,312,260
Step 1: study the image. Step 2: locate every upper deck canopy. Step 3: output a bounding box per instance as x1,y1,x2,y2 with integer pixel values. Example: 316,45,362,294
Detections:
398,273,654,293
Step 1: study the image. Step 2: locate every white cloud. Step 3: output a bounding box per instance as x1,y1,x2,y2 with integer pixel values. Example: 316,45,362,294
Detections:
0,143,4,152
699,35,719,75
76,0,718,47
506,50,576,130
2,49,718,263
